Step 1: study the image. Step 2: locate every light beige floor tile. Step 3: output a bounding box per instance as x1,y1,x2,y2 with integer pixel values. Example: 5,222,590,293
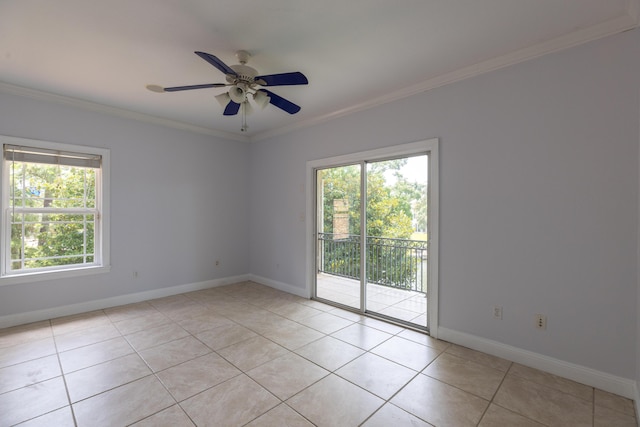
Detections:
245,403,315,427
327,308,366,322
294,336,365,371
423,352,506,400
73,375,175,427
287,374,384,427
195,323,258,351
509,363,593,401
103,301,159,323
16,406,75,427
156,353,241,401
594,388,636,417
51,311,111,336
493,375,593,426
397,329,450,351
445,344,512,372
377,305,422,322
131,404,195,427
58,336,133,373
239,314,293,336
0,376,69,427
0,354,61,394
0,337,57,369
161,302,211,322
296,311,354,334
138,336,211,372
53,323,121,352
297,299,335,311
331,323,392,350
262,321,325,350
335,352,416,399
391,374,489,427
217,335,290,371
147,294,195,311
0,321,52,349
358,316,405,334
113,311,172,335
247,352,329,400
177,311,234,334
594,404,637,427
124,323,190,351
362,403,433,427
181,374,279,427
371,335,440,371
269,302,324,321
65,353,151,402
478,404,545,426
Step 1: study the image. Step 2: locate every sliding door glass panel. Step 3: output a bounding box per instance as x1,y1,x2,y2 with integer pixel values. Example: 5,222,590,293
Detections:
315,164,362,309
365,155,429,328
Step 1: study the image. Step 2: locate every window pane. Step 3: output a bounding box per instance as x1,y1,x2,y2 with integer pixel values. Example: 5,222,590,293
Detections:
10,212,95,271
9,163,96,209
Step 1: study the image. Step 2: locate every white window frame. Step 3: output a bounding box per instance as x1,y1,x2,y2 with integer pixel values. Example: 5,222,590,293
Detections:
0,135,110,285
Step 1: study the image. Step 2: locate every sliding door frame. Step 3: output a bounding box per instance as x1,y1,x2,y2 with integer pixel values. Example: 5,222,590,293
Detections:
306,138,439,337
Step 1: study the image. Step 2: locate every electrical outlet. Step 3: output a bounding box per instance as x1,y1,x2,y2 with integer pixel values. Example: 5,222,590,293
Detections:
535,314,547,330
492,306,503,319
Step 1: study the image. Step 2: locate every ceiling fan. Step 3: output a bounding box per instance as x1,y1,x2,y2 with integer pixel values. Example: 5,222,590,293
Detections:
147,50,308,132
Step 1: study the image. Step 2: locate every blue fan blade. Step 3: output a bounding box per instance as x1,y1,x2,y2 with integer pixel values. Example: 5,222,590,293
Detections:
195,51,238,76
164,83,226,92
223,101,241,116
256,72,308,86
261,90,301,114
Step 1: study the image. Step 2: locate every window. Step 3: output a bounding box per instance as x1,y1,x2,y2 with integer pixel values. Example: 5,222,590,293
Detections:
1,136,110,282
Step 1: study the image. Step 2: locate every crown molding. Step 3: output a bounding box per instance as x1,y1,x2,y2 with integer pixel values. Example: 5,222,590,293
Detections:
0,81,249,143
250,9,639,142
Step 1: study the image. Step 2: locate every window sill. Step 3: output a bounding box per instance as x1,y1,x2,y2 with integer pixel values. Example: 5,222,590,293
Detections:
0,265,111,287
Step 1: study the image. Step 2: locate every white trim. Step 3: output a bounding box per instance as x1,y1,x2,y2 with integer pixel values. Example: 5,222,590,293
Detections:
0,82,248,143
0,274,250,329
305,139,439,333
635,383,640,423
438,327,637,400
0,265,110,287
248,274,310,299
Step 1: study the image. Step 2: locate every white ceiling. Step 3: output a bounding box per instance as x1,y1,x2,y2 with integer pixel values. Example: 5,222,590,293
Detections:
0,0,637,141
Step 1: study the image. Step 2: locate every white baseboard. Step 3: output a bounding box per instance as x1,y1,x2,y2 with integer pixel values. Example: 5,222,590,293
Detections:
438,327,636,400
0,274,250,329
248,274,310,299
635,382,640,425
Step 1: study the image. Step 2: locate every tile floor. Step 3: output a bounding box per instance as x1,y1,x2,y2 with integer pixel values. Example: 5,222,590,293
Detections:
316,273,427,327
0,281,636,426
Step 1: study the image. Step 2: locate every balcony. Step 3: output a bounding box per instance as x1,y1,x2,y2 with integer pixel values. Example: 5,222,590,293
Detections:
316,233,428,327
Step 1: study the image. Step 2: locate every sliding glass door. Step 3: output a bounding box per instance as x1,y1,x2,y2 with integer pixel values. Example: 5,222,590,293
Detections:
313,145,433,330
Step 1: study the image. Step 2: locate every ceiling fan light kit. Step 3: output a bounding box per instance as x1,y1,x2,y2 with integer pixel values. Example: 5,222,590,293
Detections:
148,50,308,132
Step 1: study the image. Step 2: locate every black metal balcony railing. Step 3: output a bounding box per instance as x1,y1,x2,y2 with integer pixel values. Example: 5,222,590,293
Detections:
318,233,428,293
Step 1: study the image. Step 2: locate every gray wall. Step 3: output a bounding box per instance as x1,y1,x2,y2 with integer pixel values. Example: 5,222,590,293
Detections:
0,92,250,316
249,29,639,378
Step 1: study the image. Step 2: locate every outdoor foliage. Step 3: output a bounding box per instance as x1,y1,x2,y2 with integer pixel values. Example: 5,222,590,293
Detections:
9,162,95,270
318,159,428,290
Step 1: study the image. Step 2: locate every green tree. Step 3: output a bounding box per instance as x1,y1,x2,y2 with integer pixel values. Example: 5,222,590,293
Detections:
9,162,95,270
318,159,427,289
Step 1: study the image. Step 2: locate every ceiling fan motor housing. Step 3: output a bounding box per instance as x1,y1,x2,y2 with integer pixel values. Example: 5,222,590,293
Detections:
227,64,259,86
